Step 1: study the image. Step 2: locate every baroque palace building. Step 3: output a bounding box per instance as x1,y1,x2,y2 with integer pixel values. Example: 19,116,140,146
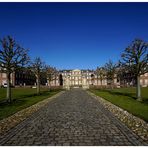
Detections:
0,68,46,87
50,69,117,89
50,69,148,89
0,68,148,89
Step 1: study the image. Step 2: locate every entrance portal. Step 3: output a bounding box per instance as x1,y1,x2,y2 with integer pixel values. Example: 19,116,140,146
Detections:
59,74,63,86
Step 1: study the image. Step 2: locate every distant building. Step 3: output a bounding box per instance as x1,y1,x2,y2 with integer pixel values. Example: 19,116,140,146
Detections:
139,73,148,87
0,68,148,88
0,68,46,87
49,69,148,89
49,69,114,89
0,72,15,87
14,69,36,86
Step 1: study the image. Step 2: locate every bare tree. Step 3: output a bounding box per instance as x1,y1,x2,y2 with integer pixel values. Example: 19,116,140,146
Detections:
45,65,58,91
0,36,29,103
121,39,148,101
104,60,117,89
95,67,106,88
117,60,135,87
30,57,44,95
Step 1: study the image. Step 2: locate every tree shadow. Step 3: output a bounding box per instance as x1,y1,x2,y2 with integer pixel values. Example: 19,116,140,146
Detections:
19,91,50,99
0,90,52,106
94,88,136,99
107,90,136,100
95,89,148,104
142,98,148,104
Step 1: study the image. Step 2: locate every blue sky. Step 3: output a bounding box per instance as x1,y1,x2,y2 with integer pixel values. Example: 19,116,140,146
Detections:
0,2,148,70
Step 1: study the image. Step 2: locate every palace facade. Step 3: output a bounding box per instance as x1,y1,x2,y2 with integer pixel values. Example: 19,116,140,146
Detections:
49,69,148,89
0,68,148,89
50,69,117,89
0,68,46,87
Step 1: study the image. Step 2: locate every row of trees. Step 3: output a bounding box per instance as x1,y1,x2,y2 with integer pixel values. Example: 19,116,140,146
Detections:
31,58,58,95
0,36,57,103
95,39,148,101
0,36,147,102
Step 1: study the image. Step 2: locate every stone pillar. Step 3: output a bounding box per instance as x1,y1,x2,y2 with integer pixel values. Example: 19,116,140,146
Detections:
65,76,70,90
82,76,89,89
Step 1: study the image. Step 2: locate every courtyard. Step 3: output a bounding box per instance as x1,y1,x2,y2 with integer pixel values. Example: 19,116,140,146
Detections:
0,88,147,146
0,2,148,146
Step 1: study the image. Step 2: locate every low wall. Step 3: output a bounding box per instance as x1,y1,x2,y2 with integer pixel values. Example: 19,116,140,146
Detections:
89,85,118,89
13,85,63,90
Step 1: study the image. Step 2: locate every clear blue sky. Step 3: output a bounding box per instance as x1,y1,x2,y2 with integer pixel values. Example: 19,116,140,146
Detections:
0,2,148,70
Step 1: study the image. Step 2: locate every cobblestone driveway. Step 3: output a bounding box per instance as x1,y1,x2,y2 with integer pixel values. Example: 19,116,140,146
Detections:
0,89,146,146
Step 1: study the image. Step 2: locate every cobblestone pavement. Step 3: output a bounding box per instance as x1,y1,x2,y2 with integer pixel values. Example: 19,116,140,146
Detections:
0,89,146,146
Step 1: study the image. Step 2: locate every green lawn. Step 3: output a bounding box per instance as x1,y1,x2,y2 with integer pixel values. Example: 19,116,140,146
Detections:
89,87,148,122
0,87,62,120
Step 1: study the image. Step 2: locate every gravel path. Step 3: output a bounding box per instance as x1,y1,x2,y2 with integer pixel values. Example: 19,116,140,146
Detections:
0,88,146,146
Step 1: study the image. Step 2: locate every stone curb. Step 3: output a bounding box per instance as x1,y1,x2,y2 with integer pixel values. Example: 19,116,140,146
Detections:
87,91,148,143
0,91,65,135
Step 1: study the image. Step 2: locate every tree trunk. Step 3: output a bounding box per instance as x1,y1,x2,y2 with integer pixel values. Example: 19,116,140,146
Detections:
49,80,51,91
136,75,142,101
55,78,56,86
100,79,102,89
36,75,40,95
97,76,98,86
111,80,113,89
111,76,114,89
111,84,113,89
6,72,12,103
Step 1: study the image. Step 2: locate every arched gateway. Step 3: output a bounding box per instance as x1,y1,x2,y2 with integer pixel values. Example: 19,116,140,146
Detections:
59,74,63,86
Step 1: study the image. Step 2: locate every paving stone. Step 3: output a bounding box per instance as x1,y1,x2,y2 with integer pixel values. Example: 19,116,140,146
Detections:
0,88,147,146
63,142,70,146
88,91,148,142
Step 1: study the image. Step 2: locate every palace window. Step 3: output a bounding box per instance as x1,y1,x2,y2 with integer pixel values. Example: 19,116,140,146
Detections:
2,73,6,78
140,79,143,84
145,79,148,84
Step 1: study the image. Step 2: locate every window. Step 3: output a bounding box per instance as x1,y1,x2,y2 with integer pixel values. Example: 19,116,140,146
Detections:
140,79,143,84
2,73,6,78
